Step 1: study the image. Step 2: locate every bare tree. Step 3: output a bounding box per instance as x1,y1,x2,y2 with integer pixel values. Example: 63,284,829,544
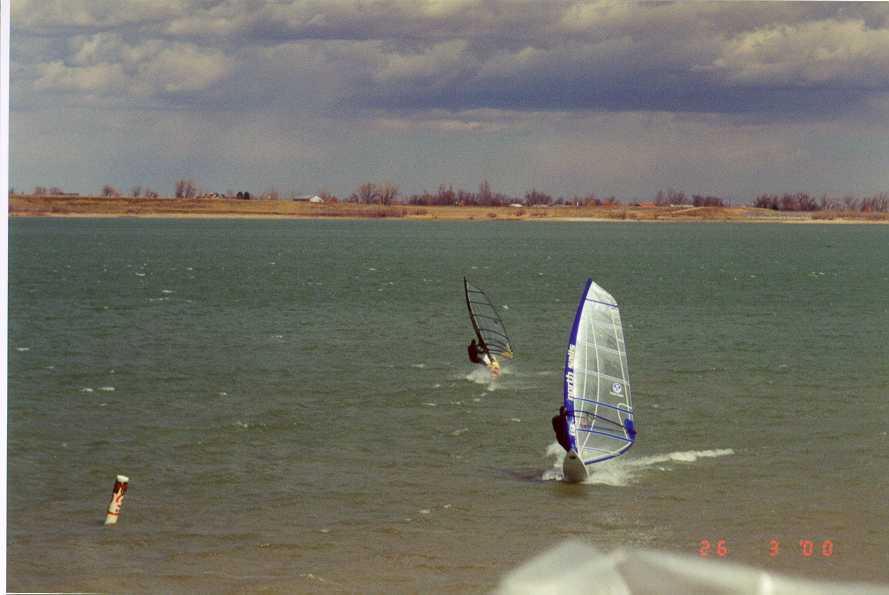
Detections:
33,186,47,195
655,188,688,206
102,184,120,197
754,194,779,209
524,188,552,206
175,179,197,198
577,192,599,206
692,195,726,207
478,179,493,205
144,188,159,198
349,182,378,204
377,182,399,205
435,184,455,205
131,185,142,198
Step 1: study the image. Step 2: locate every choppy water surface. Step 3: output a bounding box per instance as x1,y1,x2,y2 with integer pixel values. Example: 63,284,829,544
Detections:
8,218,889,592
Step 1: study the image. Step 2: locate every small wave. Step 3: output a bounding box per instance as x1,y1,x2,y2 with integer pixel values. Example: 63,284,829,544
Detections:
465,366,494,384
98,386,115,392
16,347,30,352
543,445,734,486
638,449,734,464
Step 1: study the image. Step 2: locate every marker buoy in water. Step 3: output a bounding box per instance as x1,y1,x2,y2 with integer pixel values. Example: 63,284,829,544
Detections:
104,475,129,525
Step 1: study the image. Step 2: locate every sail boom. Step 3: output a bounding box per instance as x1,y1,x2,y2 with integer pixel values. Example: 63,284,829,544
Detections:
573,397,634,415
576,427,634,443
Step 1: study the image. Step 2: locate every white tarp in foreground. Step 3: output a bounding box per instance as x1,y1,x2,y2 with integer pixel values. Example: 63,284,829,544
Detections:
496,541,889,595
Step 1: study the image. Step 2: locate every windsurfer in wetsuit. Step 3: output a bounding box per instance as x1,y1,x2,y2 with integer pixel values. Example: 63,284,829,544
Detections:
467,339,484,364
552,405,571,452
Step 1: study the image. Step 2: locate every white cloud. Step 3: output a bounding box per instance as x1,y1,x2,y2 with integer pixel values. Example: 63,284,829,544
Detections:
706,19,889,88
13,0,187,30
373,40,474,85
369,109,511,133
137,45,230,94
16,1,889,114
34,60,128,94
30,34,231,99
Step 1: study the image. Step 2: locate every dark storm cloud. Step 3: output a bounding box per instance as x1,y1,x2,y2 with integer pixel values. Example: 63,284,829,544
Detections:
337,2,889,117
14,1,889,118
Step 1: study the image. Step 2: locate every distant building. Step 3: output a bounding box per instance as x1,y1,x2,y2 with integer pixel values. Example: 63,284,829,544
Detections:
293,195,324,203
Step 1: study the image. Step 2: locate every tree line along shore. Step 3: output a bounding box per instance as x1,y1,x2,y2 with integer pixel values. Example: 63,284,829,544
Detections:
9,192,889,223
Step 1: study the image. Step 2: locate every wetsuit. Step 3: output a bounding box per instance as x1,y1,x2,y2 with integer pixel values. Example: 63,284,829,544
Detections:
552,409,571,451
468,341,483,364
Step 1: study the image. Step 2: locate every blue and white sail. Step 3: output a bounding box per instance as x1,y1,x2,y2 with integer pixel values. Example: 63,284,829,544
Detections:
563,279,635,470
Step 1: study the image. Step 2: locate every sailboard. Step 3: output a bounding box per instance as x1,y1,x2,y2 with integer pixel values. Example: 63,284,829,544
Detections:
562,278,635,482
464,277,514,374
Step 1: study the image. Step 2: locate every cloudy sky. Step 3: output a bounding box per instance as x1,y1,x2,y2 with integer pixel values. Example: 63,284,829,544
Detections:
10,1,889,202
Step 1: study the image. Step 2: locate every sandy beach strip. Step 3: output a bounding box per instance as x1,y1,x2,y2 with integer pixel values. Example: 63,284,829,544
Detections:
9,195,889,223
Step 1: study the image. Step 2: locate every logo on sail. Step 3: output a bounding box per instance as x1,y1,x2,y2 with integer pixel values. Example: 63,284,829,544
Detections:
611,382,623,395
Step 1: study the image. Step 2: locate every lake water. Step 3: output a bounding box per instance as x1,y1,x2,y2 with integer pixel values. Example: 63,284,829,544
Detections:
7,218,889,592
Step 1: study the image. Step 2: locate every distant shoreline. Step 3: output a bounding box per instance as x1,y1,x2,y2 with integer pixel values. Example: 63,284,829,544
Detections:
9,195,889,223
